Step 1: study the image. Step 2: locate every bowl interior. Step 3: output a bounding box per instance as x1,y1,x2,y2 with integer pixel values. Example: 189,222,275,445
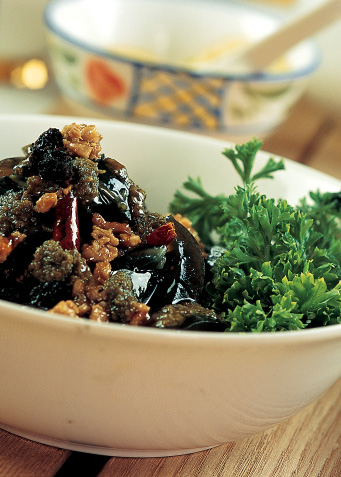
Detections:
45,0,318,76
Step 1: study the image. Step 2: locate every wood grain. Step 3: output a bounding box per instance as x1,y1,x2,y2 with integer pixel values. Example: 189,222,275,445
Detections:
263,96,341,180
92,380,341,477
0,93,340,476
0,429,69,476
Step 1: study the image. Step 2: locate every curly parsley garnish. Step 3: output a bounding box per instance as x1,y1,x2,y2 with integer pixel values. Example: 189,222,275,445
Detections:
169,139,341,332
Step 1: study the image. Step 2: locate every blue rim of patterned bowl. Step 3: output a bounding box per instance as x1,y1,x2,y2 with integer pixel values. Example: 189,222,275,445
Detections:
44,0,320,83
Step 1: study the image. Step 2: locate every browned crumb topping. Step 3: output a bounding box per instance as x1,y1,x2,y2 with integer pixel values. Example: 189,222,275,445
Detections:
49,300,80,317
70,278,91,316
152,302,217,328
82,226,120,263
82,213,142,264
0,191,34,235
72,157,100,205
103,271,151,325
118,232,141,248
89,304,109,322
93,261,112,284
69,276,109,321
29,239,75,282
92,213,131,233
61,123,103,160
45,246,110,320
69,252,92,284
0,124,209,330
129,302,151,326
34,193,58,213
24,176,61,198
61,252,111,321
92,214,141,247
46,251,152,324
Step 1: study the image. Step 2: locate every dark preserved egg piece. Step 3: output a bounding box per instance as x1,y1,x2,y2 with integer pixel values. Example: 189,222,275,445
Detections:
180,314,227,331
111,216,205,312
25,280,73,310
144,216,205,311
0,228,51,305
0,229,50,271
92,179,130,221
0,157,26,194
0,272,24,304
90,157,146,223
0,176,22,195
115,246,167,271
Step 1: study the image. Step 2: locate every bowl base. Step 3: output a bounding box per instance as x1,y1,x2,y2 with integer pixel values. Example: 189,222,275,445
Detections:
0,423,219,457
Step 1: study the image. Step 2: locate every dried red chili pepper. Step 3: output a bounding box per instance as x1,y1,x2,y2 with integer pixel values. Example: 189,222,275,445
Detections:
53,191,80,250
147,222,177,246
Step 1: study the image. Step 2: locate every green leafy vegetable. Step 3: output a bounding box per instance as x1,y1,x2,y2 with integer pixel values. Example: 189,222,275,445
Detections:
170,139,341,332
170,176,229,246
222,138,285,185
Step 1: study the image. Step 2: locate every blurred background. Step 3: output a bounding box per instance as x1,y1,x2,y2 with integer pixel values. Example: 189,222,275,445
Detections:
240,0,341,113
0,0,340,130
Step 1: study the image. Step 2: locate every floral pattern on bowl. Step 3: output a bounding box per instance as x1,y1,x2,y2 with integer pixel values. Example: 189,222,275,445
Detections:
47,31,312,137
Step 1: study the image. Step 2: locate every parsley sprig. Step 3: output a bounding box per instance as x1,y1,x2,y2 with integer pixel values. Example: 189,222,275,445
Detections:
169,139,341,332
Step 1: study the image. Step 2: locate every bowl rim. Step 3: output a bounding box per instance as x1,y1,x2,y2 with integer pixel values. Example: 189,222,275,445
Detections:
1,298,341,347
1,112,340,347
44,0,321,83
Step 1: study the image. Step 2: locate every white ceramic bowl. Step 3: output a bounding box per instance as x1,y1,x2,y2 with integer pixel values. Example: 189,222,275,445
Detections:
0,114,340,457
44,0,319,141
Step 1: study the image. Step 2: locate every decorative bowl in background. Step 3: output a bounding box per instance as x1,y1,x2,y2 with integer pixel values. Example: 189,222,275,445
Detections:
44,0,319,141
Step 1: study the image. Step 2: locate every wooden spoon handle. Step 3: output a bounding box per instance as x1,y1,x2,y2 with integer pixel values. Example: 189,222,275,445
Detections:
242,0,341,71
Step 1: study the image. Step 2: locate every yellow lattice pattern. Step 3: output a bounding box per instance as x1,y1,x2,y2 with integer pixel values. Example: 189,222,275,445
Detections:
133,70,226,131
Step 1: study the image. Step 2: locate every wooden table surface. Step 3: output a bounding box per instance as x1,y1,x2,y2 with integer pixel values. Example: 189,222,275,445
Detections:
0,94,340,476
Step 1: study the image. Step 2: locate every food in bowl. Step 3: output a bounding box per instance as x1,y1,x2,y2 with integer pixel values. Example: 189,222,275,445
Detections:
1,122,340,332
0,123,213,329
0,116,340,458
